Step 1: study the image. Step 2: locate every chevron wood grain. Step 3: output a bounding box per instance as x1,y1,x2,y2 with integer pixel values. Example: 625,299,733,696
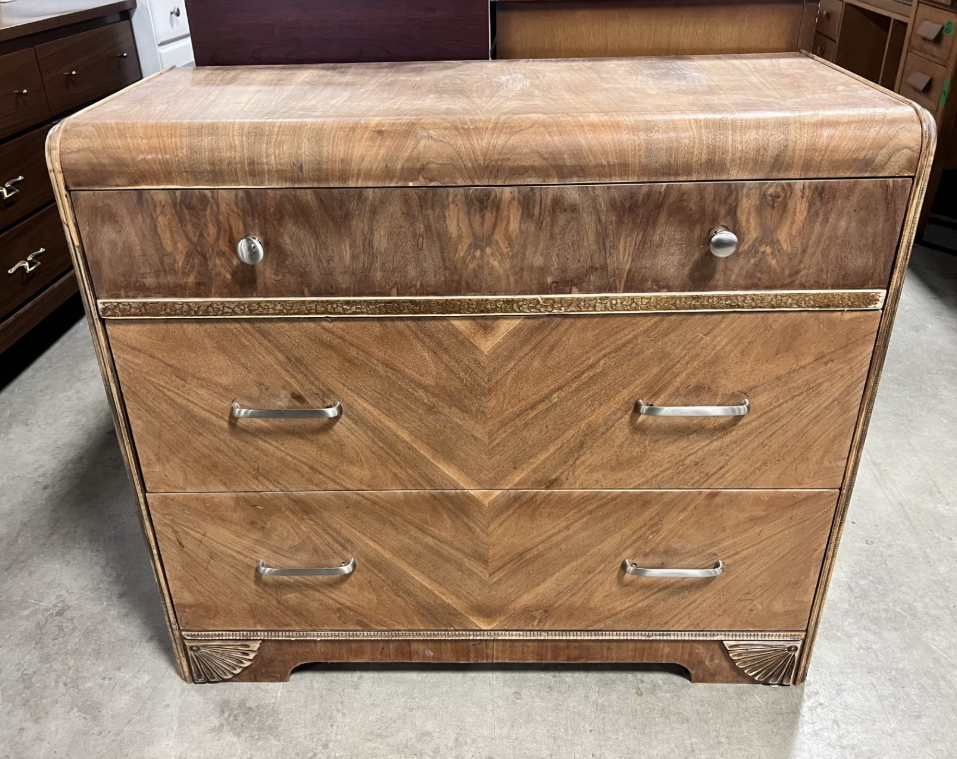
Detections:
488,489,835,631
152,489,835,632
73,180,909,299
150,490,490,631
107,311,879,493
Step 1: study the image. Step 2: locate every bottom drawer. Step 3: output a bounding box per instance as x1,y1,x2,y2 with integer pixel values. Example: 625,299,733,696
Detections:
152,489,836,632
0,206,72,321
900,52,948,115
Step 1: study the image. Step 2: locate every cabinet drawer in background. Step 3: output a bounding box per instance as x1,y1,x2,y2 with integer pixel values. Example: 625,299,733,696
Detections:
151,0,191,45
813,32,837,62
0,125,56,232
35,21,139,116
73,179,910,299
910,4,957,67
900,52,948,115
107,311,879,493
1,206,73,321
817,0,844,41
0,50,51,141
153,489,836,632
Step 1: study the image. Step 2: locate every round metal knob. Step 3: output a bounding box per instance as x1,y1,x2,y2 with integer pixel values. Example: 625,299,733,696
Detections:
709,228,738,258
171,6,181,16
236,236,264,265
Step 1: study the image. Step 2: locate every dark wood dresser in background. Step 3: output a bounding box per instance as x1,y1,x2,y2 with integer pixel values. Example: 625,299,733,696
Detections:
1,0,141,356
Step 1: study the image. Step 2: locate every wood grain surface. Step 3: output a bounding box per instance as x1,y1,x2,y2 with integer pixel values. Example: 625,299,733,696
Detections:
0,0,135,44
153,489,835,632
51,55,922,189
73,180,910,299
186,0,490,66
107,312,879,493
496,1,811,59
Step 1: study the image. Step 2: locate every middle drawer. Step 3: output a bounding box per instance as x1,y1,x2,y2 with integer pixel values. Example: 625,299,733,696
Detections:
107,311,879,492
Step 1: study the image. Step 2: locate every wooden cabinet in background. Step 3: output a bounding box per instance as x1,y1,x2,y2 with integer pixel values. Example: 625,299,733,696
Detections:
0,1,142,355
493,0,820,59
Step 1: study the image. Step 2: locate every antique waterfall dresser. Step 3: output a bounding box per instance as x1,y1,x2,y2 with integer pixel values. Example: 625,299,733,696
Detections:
48,54,934,685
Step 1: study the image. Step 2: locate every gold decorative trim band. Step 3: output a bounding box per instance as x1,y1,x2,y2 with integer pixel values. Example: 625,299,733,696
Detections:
99,290,886,319
181,630,805,642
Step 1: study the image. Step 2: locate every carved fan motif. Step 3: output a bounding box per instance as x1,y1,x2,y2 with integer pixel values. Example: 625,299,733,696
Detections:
186,640,262,683
723,641,800,685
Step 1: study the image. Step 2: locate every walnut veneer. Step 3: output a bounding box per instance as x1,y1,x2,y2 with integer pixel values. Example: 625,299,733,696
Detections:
48,55,935,685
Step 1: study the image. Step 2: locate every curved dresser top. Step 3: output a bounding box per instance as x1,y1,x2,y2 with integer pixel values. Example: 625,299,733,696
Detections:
50,53,927,189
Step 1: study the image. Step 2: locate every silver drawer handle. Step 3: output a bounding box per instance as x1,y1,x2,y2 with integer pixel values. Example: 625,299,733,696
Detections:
257,558,356,577
622,559,725,578
1,175,24,200
636,398,750,417
231,400,342,419
7,248,44,275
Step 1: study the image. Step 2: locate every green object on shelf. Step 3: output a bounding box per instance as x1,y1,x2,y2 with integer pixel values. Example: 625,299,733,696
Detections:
944,21,954,35
942,79,950,109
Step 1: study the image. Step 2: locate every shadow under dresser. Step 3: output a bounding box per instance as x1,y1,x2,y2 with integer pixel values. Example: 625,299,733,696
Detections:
48,54,935,684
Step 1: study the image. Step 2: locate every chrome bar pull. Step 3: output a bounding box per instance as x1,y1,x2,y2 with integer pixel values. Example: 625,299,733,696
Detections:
636,399,750,417
257,558,356,577
622,559,724,578
1,175,24,200
231,400,342,419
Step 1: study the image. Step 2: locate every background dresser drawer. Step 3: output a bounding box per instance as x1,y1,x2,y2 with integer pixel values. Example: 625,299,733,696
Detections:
107,311,879,493
74,179,909,298
1,207,73,321
151,491,489,631
817,0,844,41
0,125,56,231
489,489,836,631
0,50,50,141
35,22,139,115
153,489,835,632
900,52,948,115
910,3,957,67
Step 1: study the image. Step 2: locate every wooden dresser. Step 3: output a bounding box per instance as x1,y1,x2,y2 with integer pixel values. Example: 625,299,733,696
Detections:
49,55,934,685
0,0,141,355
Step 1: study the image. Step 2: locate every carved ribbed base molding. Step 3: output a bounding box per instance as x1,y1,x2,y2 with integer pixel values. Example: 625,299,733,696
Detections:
185,640,262,683
98,290,885,319
181,630,804,643
723,640,802,685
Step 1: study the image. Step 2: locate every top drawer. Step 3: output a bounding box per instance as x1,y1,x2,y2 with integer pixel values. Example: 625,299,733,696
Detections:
910,3,957,66
0,49,51,141
35,21,140,116
73,179,910,299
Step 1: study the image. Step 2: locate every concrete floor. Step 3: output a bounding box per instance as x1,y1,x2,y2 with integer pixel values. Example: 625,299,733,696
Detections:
1,245,955,759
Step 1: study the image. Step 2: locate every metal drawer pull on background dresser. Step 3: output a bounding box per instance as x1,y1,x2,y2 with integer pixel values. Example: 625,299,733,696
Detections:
1,176,23,200
257,558,356,577
636,399,750,417
231,400,342,419
8,248,44,276
622,559,726,578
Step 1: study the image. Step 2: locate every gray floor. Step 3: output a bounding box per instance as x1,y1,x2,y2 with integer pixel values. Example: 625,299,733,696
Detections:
1,246,956,759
